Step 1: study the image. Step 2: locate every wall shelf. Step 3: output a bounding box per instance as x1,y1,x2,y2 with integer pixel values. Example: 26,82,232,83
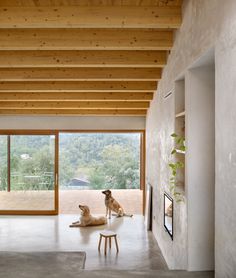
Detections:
174,79,185,193
175,111,185,118
176,149,185,154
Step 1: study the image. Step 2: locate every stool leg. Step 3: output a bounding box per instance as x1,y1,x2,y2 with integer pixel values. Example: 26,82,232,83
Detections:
98,235,102,252
109,237,112,249
104,237,107,256
114,235,119,253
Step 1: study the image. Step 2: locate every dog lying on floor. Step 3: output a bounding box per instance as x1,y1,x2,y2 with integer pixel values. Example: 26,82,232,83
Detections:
102,189,133,218
69,205,107,227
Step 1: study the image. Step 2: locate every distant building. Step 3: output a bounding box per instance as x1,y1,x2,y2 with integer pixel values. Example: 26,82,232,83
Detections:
69,178,90,189
20,154,31,160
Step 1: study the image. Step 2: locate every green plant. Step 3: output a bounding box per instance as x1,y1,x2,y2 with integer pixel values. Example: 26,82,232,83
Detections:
168,133,185,202
170,133,186,155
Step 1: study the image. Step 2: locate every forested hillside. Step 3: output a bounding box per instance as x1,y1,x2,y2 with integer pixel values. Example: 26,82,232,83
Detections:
59,133,141,189
0,133,141,190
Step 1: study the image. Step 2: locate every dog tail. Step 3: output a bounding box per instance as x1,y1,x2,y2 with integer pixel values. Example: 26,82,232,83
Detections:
124,213,133,217
118,207,133,217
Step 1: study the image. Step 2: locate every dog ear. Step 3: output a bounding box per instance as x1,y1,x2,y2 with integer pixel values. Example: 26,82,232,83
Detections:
84,206,90,214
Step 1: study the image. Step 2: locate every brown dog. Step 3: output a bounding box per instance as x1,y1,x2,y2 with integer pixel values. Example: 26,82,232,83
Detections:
102,189,133,218
69,205,107,227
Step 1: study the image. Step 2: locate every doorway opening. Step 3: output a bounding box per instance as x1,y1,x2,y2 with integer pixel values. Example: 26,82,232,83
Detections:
186,48,215,270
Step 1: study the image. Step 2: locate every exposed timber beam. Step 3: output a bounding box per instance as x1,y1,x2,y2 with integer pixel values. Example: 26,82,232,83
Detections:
0,50,167,68
0,29,173,50
0,68,162,81
0,0,183,7
0,6,181,29
0,101,149,109
0,109,147,116
0,81,157,92
0,92,153,101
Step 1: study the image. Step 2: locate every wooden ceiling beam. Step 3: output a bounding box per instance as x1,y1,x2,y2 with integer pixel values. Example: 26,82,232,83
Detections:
0,6,181,29
0,50,167,68
0,0,182,7
0,92,153,101
0,29,173,50
0,109,147,116
0,101,149,109
0,81,157,92
0,68,162,81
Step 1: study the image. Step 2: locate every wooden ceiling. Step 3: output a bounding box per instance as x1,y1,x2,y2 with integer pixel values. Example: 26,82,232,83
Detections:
0,0,182,116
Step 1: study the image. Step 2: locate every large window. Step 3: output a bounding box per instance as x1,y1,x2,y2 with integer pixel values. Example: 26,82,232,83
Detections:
0,131,144,215
59,133,141,190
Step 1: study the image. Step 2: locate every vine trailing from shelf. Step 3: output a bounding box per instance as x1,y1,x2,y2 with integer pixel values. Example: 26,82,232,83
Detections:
168,133,185,202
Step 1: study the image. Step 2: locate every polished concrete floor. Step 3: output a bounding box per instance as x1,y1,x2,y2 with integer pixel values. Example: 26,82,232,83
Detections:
0,215,214,277
0,214,167,270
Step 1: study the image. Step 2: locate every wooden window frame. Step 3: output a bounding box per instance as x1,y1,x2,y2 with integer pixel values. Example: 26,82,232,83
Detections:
0,129,145,215
0,130,59,215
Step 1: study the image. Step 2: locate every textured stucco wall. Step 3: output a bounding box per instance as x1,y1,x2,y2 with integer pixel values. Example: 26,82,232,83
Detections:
0,116,145,130
146,0,236,276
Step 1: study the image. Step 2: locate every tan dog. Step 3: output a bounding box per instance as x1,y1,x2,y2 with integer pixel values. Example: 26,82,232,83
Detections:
69,205,107,227
166,203,173,217
102,189,133,218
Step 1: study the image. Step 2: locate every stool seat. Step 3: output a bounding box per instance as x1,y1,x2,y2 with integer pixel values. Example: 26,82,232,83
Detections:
98,230,119,255
100,230,117,237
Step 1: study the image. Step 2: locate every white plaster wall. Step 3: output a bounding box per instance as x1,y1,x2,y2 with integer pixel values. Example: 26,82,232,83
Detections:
0,116,145,130
146,73,188,270
146,0,236,276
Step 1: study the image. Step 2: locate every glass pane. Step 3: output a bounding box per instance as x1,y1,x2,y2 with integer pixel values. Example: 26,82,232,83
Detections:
0,135,55,211
59,133,142,215
0,135,8,191
59,133,141,190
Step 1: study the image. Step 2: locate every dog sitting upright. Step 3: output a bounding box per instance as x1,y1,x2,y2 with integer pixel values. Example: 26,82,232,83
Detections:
102,189,133,218
69,205,107,227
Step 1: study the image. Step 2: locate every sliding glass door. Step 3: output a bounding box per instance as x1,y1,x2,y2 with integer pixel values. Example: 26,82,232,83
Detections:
0,132,58,214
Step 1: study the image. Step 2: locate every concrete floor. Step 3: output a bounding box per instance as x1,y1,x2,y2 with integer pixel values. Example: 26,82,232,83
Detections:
0,214,167,271
0,215,214,277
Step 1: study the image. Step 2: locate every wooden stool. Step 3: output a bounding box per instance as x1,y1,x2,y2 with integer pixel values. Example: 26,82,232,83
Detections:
98,230,119,255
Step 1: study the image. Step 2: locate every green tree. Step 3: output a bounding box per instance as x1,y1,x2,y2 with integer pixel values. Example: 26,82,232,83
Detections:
88,144,140,189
